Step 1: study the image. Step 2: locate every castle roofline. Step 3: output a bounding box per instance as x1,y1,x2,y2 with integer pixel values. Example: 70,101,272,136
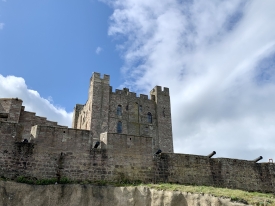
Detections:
0,97,23,101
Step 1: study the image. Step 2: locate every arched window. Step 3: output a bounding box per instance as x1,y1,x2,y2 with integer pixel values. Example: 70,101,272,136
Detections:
117,105,122,116
117,121,122,133
147,112,152,123
139,105,142,112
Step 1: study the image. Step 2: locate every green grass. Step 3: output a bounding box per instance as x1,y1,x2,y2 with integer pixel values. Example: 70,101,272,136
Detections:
145,183,275,206
1,177,274,205
16,176,57,185
15,176,72,185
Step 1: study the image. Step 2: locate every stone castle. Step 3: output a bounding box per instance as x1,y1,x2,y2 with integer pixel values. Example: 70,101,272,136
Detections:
0,72,274,193
71,72,173,154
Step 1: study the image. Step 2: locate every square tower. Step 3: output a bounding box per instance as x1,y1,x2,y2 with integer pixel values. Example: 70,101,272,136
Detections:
72,72,173,153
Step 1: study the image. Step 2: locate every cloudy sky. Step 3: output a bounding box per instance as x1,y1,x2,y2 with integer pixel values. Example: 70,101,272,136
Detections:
1,0,274,161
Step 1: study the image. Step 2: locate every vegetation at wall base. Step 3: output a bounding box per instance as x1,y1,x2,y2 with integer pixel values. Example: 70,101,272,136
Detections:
146,183,275,206
1,177,274,205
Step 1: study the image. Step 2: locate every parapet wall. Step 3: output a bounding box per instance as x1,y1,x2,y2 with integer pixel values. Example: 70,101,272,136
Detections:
0,98,66,141
19,108,66,140
1,121,274,192
155,153,275,193
0,98,23,122
0,123,154,183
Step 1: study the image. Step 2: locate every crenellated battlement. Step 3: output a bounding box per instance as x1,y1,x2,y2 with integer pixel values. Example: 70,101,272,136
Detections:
139,94,148,100
112,88,136,97
90,72,110,84
150,86,170,96
111,88,151,100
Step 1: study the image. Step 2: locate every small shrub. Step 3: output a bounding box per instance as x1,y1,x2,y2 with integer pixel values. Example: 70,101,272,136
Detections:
16,176,34,184
59,177,71,184
35,178,57,185
0,176,8,181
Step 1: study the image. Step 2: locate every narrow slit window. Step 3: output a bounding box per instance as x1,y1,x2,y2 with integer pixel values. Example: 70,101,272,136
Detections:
139,105,142,112
147,112,152,123
117,105,122,116
117,121,122,133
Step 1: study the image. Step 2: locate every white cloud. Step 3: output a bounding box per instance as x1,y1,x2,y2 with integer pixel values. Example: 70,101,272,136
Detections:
0,75,72,127
0,23,4,30
104,0,275,161
95,46,103,54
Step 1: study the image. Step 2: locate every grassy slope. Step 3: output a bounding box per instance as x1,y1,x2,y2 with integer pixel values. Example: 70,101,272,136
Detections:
1,178,274,205
145,183,275,206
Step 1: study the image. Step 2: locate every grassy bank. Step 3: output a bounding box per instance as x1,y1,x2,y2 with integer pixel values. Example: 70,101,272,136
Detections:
1,177,274,205
146,183,275,206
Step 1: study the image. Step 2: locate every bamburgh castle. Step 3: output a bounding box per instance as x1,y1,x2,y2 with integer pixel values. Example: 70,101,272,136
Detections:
0,72,274,193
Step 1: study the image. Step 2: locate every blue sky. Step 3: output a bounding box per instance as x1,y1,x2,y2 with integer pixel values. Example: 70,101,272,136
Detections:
1,0,275,161
0,0,123,108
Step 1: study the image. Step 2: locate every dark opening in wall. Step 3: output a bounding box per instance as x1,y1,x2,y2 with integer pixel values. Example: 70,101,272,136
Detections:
117,121,122,133
117,105,122,116
0,113,8,118
147,112,152,123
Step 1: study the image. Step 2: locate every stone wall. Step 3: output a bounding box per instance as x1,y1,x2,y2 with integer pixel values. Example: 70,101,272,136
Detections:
108,90,157,142
150,86,173,153
155,153,275,193
19,107,66,140
72,72,173,153
0,98,66,141
0,123,154,183
0,98,22,122
0,122,274,192
100,133,154,182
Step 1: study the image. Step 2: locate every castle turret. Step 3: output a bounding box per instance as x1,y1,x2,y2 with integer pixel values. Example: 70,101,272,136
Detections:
150,86,173,153
88,72,110,140
72,72,110,141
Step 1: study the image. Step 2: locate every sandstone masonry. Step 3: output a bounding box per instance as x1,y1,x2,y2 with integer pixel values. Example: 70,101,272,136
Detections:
0,72,274,193
71,72,173,153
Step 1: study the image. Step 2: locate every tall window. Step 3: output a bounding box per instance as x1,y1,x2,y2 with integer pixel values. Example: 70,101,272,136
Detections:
117,121,122,133
147,112,152,123
139,105,142,112
117,105,122,116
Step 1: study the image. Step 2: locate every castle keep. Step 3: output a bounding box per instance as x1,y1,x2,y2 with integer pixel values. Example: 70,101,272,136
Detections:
0,72,274,193
71,72,173,153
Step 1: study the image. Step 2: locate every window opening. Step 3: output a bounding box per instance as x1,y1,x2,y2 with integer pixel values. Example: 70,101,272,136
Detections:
117,105,122,116
117,121,122,133
147,112,152,123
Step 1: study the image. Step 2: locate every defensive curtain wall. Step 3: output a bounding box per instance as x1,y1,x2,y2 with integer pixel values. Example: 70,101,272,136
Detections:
0,73,274,193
